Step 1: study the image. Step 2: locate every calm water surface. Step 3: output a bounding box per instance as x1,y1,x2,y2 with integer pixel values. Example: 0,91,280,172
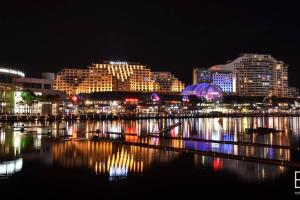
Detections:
0,117,299,198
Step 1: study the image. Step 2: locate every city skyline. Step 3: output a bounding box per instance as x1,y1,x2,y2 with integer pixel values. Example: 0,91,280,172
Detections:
0,1,300,87
0,1,300,198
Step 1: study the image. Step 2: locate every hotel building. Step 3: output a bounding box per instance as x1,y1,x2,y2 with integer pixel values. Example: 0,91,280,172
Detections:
54,62,184,95
207,54,290,97
211,72,233,93
152,72,185,93
193,67,233,93
54,68,88,95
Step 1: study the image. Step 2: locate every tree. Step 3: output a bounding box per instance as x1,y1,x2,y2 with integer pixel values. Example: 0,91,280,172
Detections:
21,90,37,113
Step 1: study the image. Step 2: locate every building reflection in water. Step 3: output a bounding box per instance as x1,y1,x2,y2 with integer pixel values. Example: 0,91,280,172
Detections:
0,130,23,177
0,128,42,177
0,117,299,182
47,117,299,162
49,141,179,181
47,140,288,182
0,131,23,159
194,155,286,182
0,158,23,177
53,117,297,147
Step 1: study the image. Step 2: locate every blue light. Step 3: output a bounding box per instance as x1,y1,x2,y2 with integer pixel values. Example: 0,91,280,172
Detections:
181,83,223,102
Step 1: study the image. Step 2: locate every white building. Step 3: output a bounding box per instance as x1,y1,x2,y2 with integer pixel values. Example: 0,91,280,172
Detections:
208,54,289,97
211,72,233,93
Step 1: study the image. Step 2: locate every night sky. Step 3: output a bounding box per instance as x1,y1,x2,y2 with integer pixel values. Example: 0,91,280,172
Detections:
0,0,299,86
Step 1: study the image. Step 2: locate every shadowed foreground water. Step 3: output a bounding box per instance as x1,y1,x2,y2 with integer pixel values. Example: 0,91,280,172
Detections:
0,117,299,199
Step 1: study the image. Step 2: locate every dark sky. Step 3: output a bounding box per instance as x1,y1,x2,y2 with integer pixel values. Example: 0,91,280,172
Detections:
0,0,300,86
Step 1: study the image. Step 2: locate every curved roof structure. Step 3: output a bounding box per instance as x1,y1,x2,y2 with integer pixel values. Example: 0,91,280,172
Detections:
151,93,160,101
181,83,223,102
0,67,25,78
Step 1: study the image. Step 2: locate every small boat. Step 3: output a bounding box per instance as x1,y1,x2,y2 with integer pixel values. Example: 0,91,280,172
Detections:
245,127,284,134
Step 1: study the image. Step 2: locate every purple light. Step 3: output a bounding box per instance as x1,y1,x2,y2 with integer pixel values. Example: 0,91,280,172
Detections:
182,96,189,102
181,83,223,102
151,93,160,102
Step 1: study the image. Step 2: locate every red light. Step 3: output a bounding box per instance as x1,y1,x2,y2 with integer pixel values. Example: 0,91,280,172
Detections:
213,158,224,171
125,98,138,102
72,95,78,102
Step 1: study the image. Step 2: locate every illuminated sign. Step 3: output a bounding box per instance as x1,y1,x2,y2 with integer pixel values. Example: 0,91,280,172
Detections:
0,68,25,77
71,95,79,102
109,61,128,65
125,98,138,102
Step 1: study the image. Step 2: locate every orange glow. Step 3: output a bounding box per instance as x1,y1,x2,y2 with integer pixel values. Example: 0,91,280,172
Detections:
72,95,78,102
125,98,138,102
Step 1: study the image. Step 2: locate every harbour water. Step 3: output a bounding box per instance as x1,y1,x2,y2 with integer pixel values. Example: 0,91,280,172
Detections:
0,117,299,198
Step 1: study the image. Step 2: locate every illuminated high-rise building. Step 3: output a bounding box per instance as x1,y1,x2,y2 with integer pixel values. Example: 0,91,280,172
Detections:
211,72,233,93
76,62,154,93
55,62,184,94
208,54,290,97
152,72,185,93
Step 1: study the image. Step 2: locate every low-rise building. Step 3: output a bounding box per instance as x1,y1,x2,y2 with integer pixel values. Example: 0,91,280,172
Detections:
0,66,25,114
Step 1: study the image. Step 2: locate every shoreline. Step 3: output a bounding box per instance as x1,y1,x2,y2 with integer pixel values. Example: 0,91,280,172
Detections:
0,112,300,122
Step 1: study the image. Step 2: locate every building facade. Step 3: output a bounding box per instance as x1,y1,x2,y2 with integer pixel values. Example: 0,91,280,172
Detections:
16,77,53,91
208,54,290,97
288,87,299,98
0,67,25,114
211,72,233,93
54,68,87,95
192,68,212,84
82,62,153,93
152,72,185,93
55,62,184,95
193,67,232,93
